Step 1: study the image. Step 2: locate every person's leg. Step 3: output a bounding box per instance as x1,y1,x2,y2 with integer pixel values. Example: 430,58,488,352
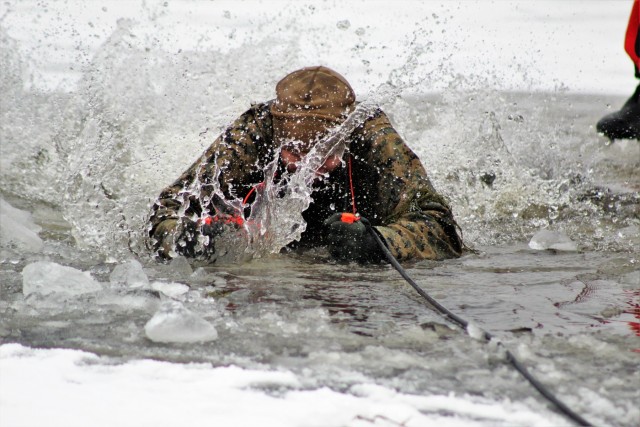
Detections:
624,0,640,70
596,1,640,141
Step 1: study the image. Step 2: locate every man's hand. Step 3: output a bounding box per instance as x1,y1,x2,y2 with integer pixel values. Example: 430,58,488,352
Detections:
199,214,243,254
158,214,243,259
323,213,385,263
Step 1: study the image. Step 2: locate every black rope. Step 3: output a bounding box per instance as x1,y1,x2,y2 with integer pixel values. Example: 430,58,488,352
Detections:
361,218,591,427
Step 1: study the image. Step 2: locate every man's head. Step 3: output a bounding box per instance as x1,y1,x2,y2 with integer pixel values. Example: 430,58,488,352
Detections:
271,66,356,174
271,66,355,148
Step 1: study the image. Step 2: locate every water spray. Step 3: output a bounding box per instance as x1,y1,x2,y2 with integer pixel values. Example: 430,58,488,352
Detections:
181,102,381,262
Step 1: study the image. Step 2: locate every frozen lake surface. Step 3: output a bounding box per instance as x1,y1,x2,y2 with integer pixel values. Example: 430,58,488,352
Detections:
1,1,639,426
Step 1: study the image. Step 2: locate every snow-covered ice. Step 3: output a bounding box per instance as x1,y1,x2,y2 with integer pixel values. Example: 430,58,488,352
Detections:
0,343,563,427
144,301,218,343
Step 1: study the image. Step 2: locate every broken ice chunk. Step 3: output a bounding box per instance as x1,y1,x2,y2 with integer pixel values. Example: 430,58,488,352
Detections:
22,261,102,296
150,281,190,298
528,229,578,252
144,301,217,343
109,259,149,288
466,322,487,341
169,256,193,276
0,198,43,253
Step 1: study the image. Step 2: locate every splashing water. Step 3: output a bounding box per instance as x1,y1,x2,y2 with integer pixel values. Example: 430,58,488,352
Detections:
1,4,639,427
0,2,637,261
175,103,380,263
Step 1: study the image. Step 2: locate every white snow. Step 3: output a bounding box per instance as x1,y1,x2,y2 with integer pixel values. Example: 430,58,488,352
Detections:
528,229,578,252
0,344,564,427
0,197,44,253
144,301,218,343
22,261,102,296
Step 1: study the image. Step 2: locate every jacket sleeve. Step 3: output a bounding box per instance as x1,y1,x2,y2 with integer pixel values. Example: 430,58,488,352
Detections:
360,111,463,261
148,105,272,258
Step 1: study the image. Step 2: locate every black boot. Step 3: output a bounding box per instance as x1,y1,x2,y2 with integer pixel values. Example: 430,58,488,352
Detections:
596,83,640,141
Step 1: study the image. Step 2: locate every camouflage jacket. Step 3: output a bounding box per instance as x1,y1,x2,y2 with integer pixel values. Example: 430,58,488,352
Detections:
148,102,463,261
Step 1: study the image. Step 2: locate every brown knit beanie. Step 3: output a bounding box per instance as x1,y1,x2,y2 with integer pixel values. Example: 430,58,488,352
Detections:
271,66,356,149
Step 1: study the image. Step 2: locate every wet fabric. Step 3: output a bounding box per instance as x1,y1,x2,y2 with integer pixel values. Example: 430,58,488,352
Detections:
625,0,640,77
271,66,356,144
148,102,463,262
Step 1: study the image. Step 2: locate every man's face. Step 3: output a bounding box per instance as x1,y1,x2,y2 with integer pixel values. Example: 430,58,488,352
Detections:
280,148,343,176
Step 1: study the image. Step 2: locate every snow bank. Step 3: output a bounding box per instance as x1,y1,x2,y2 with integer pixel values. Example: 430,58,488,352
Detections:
0,344,564,427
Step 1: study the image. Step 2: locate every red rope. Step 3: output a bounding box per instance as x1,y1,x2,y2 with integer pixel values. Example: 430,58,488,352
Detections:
348,154,357,215
243,181,267,205
243,186,256,205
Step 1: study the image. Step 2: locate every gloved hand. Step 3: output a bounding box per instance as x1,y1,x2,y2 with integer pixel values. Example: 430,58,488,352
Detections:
174,214,243,258
323,213,386,263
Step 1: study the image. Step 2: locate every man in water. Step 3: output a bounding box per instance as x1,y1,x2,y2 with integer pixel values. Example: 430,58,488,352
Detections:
148,66,463,263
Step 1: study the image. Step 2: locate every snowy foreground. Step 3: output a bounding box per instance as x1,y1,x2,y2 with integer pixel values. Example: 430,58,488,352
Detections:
1,344,563,427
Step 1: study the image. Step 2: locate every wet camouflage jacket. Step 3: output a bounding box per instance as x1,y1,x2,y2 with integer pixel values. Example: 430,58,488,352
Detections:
149,102,463,261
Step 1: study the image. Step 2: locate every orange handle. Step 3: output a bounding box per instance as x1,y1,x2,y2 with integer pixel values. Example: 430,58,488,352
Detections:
340,213,360,224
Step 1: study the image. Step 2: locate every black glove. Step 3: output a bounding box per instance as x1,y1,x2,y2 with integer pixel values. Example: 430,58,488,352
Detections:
173,219,199,257
324,213,386,263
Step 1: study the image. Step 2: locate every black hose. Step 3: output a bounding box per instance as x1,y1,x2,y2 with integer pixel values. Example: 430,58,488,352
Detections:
361,218,591,427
